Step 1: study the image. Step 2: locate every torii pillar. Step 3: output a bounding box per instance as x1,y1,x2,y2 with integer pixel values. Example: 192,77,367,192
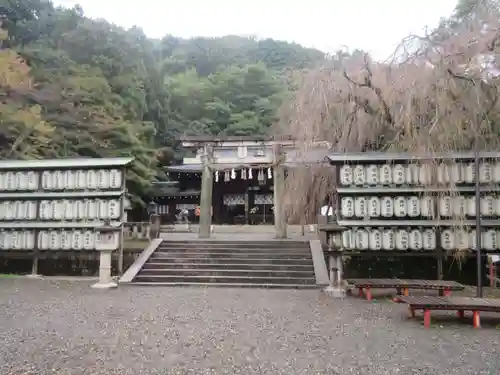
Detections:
199,144,214,238
273,144,287,239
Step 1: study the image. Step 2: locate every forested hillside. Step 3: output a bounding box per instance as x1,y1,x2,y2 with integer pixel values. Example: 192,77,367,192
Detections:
0,0,325,204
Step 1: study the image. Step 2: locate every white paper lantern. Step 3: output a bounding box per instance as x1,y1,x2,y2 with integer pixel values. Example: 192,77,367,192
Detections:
342,230,355,249
441,229,454,250
61,231,72,250
86,200,97,219
406,164,420,185
369,229,382,250
341,197,355,218
5,171,15,190
437,164,450,185
83,230,95,250
479,163,493,183
26,171,38,190
98,200,108,219
0,173,5,191
467,197,476,216
465,163,476,183
354,197,367,217
394,197,407,217
407,196,420,217
4,201,13,220
0,203,5,220
38,231,50,250
469,231,477,250
451,164,463,183
64,170,76,190
494,162,500,182
72,230,83,250
49,231,60,250
453,196,467,217
439,197,452,217
25,231,35,250
393,164,406,185
396,230,409,250
454,230,469,250
39,200,50,220
480,196,495,216
16,172,27,191
53,170,65,190
368,197,381,217
2,231,12,249
366,165,379,185
108,200,120,219
421,196,434,217
339,165,353,185
87,170,98,190
76,200,86,220
379,165,392,185
483,230,497,251
355,229,369,250
382,230,395,250
419,165,432,185
63,200,75,220
11,231,20,249
109,169,122,189
381,197,394,217
76,170,87,189
53,200,64,220
409,230,423,250
96,232,120,251
41,171,52,190
98,169,110,189
496,197,500,216
353,165,365,185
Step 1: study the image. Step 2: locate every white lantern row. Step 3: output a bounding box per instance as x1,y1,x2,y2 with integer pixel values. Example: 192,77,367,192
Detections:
342,229,436,251
36,230,120,251
39,199,121,221
215,168,272,183
339,162,500,186
440,229,500,251
439,196,500,217
0,231,36,250
0,201,38,220
0,171,39,191
341,196,434,218
41,169,123,191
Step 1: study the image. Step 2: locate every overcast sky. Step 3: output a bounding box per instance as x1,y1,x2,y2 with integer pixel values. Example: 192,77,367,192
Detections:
54,0,458,60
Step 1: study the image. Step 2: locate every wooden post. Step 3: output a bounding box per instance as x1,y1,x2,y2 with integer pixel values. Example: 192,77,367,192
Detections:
273,144,287,239
118,166,126,276
199,144,214,238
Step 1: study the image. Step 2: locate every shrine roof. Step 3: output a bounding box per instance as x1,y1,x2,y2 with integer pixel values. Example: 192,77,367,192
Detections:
0,157,134,170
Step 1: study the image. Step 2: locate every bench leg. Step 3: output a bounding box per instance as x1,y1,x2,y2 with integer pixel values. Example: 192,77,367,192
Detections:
443,288,452,297
402,287,409,296
423,309,431,328
408,306,415,318
457,310,465,319
472,311,481,328
358,287,364,298
365,287,372,301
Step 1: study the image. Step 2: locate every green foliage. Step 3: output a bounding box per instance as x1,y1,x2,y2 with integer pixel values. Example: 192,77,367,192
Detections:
0,0,325,206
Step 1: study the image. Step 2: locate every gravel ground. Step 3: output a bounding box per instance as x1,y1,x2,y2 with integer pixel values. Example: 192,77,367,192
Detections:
0,279,499,375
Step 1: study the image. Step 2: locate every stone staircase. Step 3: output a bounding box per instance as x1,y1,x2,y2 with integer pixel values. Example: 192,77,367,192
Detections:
132,240,317,288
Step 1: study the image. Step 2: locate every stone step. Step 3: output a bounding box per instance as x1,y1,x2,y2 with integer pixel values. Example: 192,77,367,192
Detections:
151,252,312,259
158,246,310,253
133,274,316,284
142,262,314,270
128,282,319,289
138,269,315,278
147,257,313,265
159,243,309,249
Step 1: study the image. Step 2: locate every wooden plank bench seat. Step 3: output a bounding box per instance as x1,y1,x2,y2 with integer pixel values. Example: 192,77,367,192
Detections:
394,295,500,328
347,278,465,301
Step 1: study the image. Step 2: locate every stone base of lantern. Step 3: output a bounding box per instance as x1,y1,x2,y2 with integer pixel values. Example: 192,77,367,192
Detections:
91,249,117,289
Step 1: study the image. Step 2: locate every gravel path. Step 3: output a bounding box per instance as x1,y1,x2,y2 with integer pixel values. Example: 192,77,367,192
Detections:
0,278,499,375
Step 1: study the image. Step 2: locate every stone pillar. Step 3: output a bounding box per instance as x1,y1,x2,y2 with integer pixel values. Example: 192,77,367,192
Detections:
199,144,214,238
92,249,117,289
273,144,287,239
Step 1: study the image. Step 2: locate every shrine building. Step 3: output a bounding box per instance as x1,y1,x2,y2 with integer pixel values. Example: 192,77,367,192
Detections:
151,136,329,225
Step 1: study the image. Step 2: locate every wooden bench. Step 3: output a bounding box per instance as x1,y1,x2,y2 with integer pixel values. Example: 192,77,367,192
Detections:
395,295,500,328
347,278,465,301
